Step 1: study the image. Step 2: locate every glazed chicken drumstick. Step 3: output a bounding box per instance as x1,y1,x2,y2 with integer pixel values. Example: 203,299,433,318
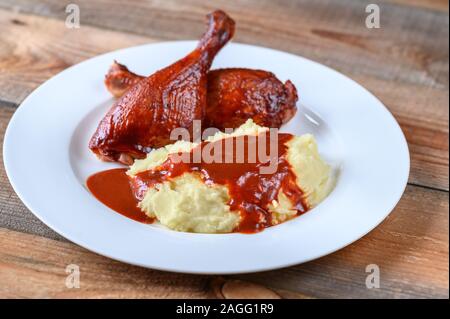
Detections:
105,62,298,131
89,10,235,164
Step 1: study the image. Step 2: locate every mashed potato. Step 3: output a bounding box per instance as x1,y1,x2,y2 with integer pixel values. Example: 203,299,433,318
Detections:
128,120,333,233
138,174,239,233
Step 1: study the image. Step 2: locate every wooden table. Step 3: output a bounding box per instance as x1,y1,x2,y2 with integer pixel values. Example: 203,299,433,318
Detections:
0,0,448,299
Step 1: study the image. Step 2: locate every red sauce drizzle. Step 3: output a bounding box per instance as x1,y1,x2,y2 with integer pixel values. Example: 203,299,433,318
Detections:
131,132,308,233
86,168,153,223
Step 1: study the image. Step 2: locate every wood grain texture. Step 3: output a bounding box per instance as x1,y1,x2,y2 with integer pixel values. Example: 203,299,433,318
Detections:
1,0,448,88
387,0,449,11
0,228,214,298
0,3,447,189
0,0,448,299
353,75,448,190
0,9,152,104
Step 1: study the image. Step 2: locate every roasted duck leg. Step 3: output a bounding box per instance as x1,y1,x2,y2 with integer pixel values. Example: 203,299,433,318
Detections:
89,10,235,164
205,68,297,130
104,63,298,131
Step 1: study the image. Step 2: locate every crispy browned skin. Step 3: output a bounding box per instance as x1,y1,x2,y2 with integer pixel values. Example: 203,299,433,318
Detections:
105,64,298,131
89,11,235,164
104,61,143,98
206,68,297,130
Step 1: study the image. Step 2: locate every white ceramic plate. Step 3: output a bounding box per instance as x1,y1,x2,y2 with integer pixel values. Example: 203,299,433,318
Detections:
3,41,409,274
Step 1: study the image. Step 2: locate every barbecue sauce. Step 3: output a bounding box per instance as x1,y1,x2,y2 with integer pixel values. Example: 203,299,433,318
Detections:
86,168,153,223
132,132,308,232
87,132,308,233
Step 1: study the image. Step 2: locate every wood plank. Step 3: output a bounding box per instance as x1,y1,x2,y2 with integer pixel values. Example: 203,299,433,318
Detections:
0,0,447,89
387,0,449,12
0,9,152,104
0,228,214,298
0,8,447,190
0,183,447,298
353,75,449,190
